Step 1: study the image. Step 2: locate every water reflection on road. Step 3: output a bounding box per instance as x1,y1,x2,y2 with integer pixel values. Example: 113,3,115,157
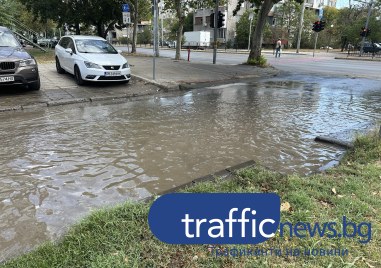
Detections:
0,75,380,261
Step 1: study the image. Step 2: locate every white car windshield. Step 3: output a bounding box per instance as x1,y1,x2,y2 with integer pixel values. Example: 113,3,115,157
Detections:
0,31,20,47
75,39,117,54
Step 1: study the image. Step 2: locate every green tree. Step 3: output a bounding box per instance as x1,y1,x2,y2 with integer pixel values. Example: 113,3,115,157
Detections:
137,27,152,45
163,0,223,60
234,0,303,65
119,0,151,53
183,12,194,32
236,11,252,49
335,4,381,50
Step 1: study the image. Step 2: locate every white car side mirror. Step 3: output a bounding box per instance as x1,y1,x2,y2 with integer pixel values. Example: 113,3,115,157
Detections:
117,50,122,54
65,48,73,55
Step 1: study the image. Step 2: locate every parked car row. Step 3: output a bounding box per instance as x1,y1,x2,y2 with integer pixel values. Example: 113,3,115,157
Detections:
37,37,58,48
1,26,132,90
359,42,381,53
354,42,381,53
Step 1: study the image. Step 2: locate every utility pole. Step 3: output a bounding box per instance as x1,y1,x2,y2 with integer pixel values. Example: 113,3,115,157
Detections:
153,0,158,80
296,0,305,53
213,0,219,64
360,0,373,56
154,1,159,57
159,1,164,48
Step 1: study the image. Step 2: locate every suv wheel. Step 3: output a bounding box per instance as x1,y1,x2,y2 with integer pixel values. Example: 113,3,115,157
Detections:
56,57,65,74
74,66,85,86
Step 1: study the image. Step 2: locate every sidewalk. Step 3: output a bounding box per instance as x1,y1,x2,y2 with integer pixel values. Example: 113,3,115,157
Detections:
0,56,279,112
127,56,278,89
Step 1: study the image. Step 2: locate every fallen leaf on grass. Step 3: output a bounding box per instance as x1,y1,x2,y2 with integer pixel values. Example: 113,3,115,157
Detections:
281,202,291,212
337,195,345,198
331,188,337,195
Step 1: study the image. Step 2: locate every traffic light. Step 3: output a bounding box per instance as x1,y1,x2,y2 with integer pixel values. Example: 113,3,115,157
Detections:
210,12,215,28
366,28,371,36
312,21,320,32
360,27,366,37
320,20,325,31
312,20,326,32
217,11,225,28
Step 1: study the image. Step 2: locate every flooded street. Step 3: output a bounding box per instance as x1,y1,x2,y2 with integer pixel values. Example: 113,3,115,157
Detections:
1,75,381,261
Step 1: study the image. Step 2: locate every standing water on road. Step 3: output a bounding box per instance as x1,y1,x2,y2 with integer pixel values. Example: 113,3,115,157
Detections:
0,75,380,261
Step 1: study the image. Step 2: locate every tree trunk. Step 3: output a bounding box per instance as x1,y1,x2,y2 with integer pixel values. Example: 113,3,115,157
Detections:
75,22,80,35
175,0,184,60
96,22,104,38
248,0,274,63
131,0,138,53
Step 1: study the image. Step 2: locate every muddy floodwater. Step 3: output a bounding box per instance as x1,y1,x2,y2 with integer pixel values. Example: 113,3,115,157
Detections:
0,75,380,261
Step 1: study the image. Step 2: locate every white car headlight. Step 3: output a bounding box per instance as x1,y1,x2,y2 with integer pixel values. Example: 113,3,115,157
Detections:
19,59,37,67
122,62,129,69
84,61,102,69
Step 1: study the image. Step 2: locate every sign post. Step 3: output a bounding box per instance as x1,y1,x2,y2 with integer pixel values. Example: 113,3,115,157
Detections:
122,4,131,52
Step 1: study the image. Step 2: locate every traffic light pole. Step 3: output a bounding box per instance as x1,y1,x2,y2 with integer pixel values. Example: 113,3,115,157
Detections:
313,32,318,57
213,0,219,64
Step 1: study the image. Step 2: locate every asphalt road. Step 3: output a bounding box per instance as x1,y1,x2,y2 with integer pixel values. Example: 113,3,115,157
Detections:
121,47,381,80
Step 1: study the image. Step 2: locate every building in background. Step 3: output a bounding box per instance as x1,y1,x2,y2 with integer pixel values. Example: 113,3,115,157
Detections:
193,0,252,45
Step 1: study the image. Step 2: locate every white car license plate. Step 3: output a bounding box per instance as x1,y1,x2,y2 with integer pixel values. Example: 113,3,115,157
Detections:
104,71,121,77
0,76,15,83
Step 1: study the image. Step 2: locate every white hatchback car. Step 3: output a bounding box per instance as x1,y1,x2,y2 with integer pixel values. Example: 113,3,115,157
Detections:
55,35,131,85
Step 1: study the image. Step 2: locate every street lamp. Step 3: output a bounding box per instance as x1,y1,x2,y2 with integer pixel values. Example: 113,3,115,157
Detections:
248,12,254,51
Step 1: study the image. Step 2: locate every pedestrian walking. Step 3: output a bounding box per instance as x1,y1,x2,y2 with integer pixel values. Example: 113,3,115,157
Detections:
275,38,282,58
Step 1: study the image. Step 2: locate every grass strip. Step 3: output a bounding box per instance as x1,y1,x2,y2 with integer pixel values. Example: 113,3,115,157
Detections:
3,132,381,268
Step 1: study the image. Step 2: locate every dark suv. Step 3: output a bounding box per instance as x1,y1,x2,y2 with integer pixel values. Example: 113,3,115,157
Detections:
362,42,381,54
0,26,40,90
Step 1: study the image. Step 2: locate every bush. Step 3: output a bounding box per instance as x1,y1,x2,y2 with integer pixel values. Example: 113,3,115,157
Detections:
246,55,267,67
225,39,234,49
118,37,128,45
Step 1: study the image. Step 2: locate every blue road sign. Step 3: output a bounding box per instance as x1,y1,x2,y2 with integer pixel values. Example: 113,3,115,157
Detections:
122,4,130,12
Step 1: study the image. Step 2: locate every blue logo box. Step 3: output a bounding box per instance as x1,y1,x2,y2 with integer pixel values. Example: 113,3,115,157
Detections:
149,193,281,244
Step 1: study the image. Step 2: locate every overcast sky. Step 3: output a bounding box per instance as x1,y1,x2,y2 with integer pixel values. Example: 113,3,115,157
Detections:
336,0,349,8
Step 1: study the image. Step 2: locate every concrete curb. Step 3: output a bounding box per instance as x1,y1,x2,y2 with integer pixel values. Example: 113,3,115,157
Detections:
132,74,174,91
140,160,256,203
22,103,48,110
315,136,354,149
0,106,23,112
177,73,277,91
335,56,381,62
47,98,90,107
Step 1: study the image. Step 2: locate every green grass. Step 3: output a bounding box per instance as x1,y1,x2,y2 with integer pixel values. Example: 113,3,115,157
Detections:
27,48,55,63
246,55,268,67
2,132,381,268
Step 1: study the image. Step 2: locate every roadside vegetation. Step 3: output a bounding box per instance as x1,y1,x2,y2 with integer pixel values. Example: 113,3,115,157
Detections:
28,49,55,63
2,131,380,268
